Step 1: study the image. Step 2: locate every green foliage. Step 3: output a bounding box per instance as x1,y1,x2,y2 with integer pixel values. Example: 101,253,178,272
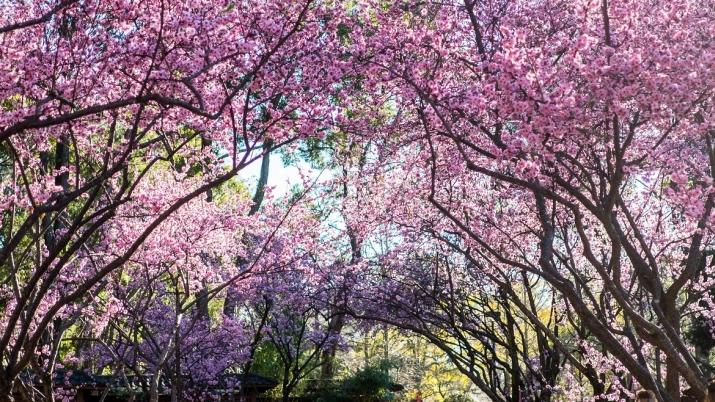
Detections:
686,318,715,351
685,290,715,353
337,22,351,45
443,395,471,402
250,340,315,398
685,275,715,355
213,178,250,204
318,361,399,402
279,129,348,170
250,341,284,381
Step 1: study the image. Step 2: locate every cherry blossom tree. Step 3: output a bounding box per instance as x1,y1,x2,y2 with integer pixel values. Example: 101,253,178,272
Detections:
0,0,350,399
67,175,250,402
248,269,342,402
342,0,715,400
351,247,566,401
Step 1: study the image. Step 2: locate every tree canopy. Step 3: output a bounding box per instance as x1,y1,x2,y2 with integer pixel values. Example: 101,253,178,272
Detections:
1,1,714,401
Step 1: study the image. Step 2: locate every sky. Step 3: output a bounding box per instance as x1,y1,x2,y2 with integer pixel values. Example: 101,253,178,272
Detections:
237,152,309,198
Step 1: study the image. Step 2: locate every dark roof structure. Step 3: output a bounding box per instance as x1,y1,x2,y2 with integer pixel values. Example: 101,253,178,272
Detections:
217,373,278,389
28,369,277,394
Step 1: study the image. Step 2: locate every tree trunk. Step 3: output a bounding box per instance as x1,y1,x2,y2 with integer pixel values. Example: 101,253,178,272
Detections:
663,302,682,401
149,370,162,402
281,366,292,402
319,313,344,380
0,378,15,402
223,140,272,317
664,356,680,401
